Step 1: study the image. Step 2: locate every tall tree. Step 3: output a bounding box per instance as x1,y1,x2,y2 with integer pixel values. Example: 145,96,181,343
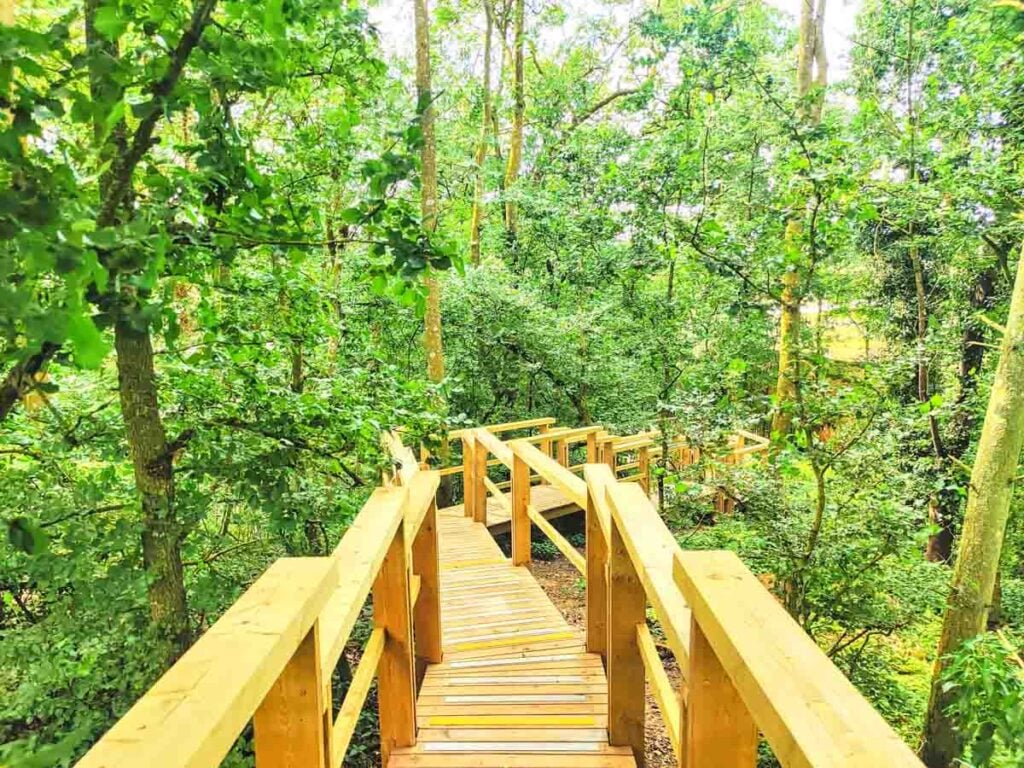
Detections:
503,0,524,239
921,246,1024,766
770,0,826,437
469,0,494,265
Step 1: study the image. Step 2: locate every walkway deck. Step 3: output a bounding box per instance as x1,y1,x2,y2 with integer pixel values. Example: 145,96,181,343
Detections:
440,483,578,534
388,509,636,767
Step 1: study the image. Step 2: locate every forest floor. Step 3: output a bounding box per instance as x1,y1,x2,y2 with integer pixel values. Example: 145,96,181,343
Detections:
530,554,683,768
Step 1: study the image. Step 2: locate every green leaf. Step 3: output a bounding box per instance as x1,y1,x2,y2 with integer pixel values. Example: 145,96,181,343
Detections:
8,516,47,554
67,313,110,369
93,5,127,40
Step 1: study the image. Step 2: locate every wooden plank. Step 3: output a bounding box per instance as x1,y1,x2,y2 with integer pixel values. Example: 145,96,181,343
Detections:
673,550,924,768
509,439,587,509
511,453,531,565
406,470,440,543
474,427,515,468
388,752,636,767
449,417,557,440
637,623,681,763
319,486,406,677
638,447,650,494
77,558,338,768
375,522,416,764
685,616,756,768
413,498,442,665
528,504,585,574
483,476,511,511
584,465,612,658
253,622,327,768
331,628,385,768
605,482,691,674
607,507,646,765
461,434,476,519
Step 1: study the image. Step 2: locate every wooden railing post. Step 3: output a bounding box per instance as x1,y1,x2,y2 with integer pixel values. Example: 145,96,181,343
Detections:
602,437,615,472
607,490,645,765
461,434,475,519
583,466,609,660
538,422,552,458
374,523,416,764
556,438,569,467
638,445,650,494
472,432,488,523
511,452,531,565
254,620,328,768
685,616,757,768
412,497,442,665
587,431,598,462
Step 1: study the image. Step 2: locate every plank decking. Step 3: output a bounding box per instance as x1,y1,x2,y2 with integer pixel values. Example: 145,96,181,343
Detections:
387,509,636,768
439,483,578,534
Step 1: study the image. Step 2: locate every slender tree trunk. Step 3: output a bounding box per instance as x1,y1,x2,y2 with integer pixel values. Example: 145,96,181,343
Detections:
85,0,198,658
469,0,494,265
921,246,1024,767
503,0,524,239
414,0,452,504
114,320,189,653
770,0,825,436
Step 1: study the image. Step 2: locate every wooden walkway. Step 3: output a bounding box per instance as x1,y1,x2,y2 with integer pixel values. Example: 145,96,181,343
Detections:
440,483,578,534
388,509,636,767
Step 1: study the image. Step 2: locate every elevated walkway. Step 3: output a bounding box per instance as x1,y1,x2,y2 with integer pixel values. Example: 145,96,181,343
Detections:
390,510,633,766
77,418,925,768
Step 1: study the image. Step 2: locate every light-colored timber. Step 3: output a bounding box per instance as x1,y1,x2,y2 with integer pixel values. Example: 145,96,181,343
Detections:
77,419,926,768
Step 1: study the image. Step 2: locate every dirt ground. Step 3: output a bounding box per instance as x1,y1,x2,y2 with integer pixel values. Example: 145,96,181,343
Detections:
530,554,684,768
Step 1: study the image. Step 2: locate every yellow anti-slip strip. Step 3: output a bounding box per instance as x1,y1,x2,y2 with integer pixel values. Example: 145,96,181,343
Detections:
428,714,596,727
442,558,508,570
452,632,575,651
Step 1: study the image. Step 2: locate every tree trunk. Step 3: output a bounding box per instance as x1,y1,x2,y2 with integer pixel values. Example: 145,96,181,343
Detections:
503,0,524,239
414,0,452,505
114,319,190,655
921,246,1024,767
469,0,494,265
770,0,825,436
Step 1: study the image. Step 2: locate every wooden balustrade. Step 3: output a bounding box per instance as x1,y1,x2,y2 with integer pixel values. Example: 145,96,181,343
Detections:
79,436,441,768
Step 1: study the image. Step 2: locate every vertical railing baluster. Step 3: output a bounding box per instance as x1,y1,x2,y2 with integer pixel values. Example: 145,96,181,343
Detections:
583,466,608,661
685,616,757,767
253,621,328,768
374,522,416,765
461,434,475,520
607,490,645,765
412,497,442,665
639,445,650,494
472,432,488,524
586,431,598,463
511,452,531,565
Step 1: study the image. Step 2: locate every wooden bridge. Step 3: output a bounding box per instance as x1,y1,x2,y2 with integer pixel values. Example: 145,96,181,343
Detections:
78,419,924,768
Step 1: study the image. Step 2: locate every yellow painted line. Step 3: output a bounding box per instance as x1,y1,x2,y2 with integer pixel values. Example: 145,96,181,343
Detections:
442,558,508,570
452,632,575,651
427,714,597,727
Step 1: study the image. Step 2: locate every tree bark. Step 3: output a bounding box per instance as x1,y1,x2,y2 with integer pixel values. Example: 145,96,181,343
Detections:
921,246,1024,767
770,0,825,436
414,0,452,505
114,319,190,654
503,0,524,239
469,0,494,265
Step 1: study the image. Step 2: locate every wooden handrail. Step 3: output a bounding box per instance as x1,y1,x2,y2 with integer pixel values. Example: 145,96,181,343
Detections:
448,416,556,440
81,433,443,768
673,550,922,767
508,439,587,507
473,427,515,468
527,503,585,573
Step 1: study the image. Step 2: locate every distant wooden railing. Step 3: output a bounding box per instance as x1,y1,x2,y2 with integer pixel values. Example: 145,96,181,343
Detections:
481,424,922,767
78,434,441,768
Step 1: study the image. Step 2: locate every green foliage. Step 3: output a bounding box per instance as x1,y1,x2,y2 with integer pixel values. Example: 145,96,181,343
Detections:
941,633,1024,767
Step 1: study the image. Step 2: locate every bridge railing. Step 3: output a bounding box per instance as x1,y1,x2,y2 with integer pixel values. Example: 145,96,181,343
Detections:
502,430,922,768
79,436,441,768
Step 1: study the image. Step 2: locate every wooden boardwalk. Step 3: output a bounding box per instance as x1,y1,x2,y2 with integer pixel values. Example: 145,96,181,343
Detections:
440,483,578,534
388,509,636,767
